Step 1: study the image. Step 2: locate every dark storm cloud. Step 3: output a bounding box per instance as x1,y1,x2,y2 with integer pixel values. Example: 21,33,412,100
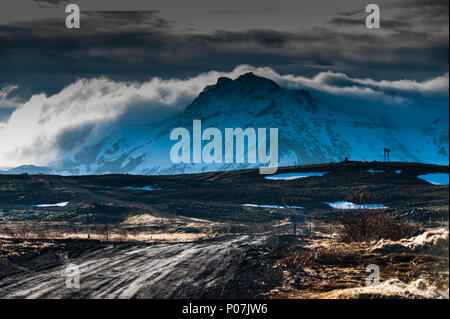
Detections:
32,0,66,4
0,0,448,96
329,17,410,28
338,0,448,15
345,0,447,29
385,0,448,9
83,10,172,31
336,0,448,33
1,10,170,35
205,7,280,15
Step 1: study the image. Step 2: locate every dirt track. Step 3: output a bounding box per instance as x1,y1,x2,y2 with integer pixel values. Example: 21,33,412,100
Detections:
0,235,282,299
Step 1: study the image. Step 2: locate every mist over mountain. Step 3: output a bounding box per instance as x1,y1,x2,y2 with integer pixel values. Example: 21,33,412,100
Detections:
2,72,447,175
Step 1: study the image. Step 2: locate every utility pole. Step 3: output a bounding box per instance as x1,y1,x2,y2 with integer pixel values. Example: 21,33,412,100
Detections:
384,148,390,162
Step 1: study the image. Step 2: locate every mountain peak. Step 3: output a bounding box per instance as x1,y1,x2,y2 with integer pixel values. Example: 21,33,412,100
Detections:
216,76,233,86
203,72,279,95
236,71,258,80
235,72,279,88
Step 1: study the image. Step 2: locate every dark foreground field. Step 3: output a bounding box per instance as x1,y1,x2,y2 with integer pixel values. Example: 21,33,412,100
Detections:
0,161,448,224
0,230,448,299
0,161,448,298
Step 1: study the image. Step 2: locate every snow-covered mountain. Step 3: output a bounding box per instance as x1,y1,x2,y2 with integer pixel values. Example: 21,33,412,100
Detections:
3,73,448,175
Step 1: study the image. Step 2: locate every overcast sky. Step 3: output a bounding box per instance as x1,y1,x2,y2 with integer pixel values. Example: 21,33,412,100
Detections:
0,0,448,95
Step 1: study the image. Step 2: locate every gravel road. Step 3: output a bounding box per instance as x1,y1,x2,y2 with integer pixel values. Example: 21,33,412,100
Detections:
0,235,281,299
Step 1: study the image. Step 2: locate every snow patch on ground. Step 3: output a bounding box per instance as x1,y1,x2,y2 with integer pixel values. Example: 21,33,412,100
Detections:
325,201,387,210
31,202,69,207
395,169,402,174
265,172,328,180
417,173,449,185
366,169,384,173
242,204,303,209
121,186,163,191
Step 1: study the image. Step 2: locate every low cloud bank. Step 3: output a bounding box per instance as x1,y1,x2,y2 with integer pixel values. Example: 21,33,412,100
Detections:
0,65,447,168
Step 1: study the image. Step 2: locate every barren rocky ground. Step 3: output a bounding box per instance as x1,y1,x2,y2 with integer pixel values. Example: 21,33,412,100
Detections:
0,161,448,299
0,229,447,299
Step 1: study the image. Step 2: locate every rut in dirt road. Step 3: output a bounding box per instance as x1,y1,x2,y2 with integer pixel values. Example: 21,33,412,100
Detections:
0,235,282,299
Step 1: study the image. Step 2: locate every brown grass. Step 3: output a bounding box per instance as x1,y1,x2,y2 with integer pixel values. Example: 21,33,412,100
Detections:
280,247,361,269
348,187,375,204
338,211,421,243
